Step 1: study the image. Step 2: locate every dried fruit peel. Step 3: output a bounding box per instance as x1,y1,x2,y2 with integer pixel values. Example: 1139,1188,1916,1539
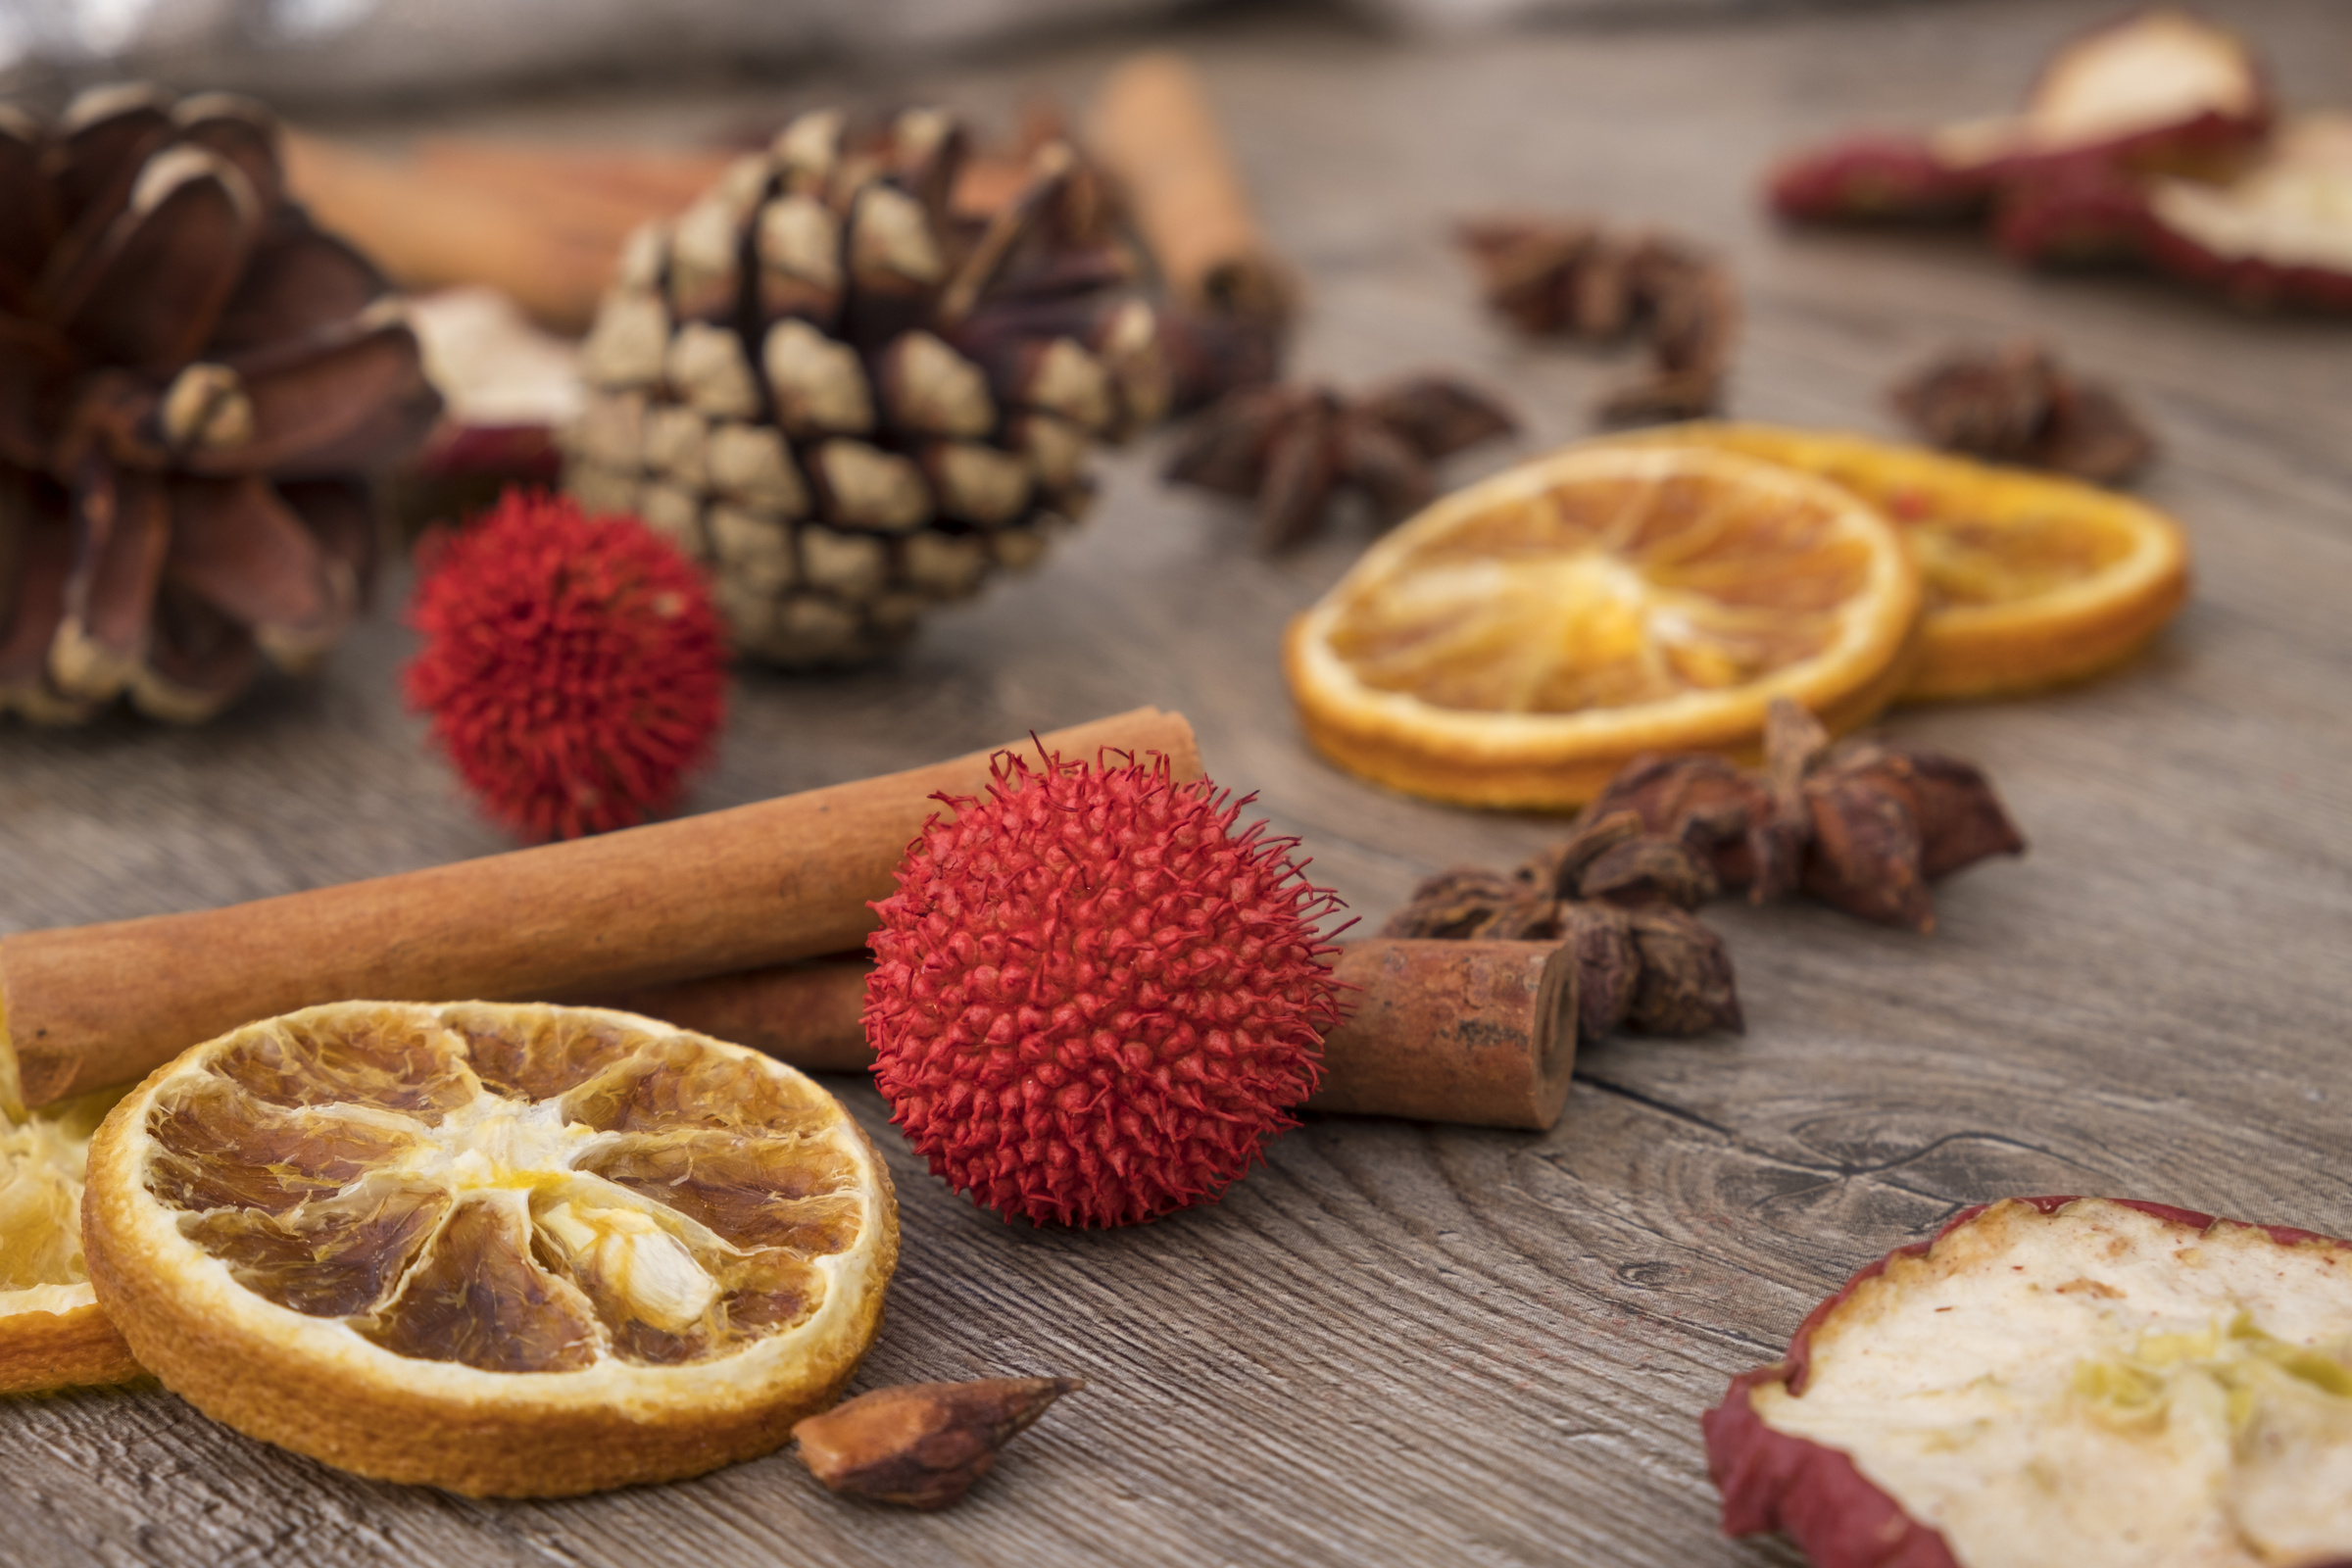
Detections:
1706,1197,2352,1568
1770,10,2270,224
81,1002,896,1495
0,1088,141,1394
1284,443,1922,809
1611,423,2189,701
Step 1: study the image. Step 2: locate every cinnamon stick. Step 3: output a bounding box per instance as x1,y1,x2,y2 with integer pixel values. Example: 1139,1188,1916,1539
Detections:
594,939,1579,1132
281,132,632,335
1086,52,1295,322
0,709,1196,1113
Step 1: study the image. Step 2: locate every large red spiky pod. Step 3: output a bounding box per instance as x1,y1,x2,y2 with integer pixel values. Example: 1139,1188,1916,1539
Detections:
864,750,1346,1227
403,487,727,842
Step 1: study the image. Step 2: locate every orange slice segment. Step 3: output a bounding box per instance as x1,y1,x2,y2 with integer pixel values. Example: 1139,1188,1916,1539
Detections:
1613,423,2191,700
1285,443,1921,808
0,1089,143,1393
82,1002,897,1496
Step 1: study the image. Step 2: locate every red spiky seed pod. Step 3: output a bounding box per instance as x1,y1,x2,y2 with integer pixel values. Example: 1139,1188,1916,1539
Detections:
864,750,1346,1227
404,486,727,842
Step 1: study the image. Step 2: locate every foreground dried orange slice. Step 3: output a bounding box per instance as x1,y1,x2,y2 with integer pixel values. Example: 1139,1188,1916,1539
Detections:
1285,444,1920,808
82,1002,897,1495
1616,423,2190,700
0,1090,141,1393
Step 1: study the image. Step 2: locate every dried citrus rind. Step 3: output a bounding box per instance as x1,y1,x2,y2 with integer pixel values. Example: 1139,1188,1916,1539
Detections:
82,1002,897,1496
1284,443,1921,808
1707,1197,2352,1568
1614,423,2190,700
0,1088,142,1393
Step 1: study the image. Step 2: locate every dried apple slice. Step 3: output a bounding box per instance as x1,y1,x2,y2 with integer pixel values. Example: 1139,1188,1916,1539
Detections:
1772,9,2269,223
1705,1197,2352,1567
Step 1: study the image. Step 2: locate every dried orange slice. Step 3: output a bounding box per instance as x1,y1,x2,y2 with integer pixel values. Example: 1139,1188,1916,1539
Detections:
82,1002,897,1496
1285,443,1921,808
1616,423,2190,700
0,1089,142,1393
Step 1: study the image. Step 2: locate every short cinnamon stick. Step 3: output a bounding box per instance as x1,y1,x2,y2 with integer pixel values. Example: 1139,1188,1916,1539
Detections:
0,709,1197,1113
1086,52,1295,322
594,939,1578,1132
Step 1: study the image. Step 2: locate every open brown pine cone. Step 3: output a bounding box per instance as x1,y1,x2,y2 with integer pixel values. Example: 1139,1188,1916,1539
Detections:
0,85,439,724
563,109,1180,667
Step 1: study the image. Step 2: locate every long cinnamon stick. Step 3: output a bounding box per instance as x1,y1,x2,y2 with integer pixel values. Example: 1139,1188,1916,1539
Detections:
0,709,1196,1113
594,939,1578,1132
281,132,631,335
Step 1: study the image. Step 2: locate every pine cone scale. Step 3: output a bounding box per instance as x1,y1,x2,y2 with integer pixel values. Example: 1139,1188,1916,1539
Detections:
0,486,91,720
209,221,381,355
52,466,170,698
59,152,258,376
164,473,353,663
202,317,438,478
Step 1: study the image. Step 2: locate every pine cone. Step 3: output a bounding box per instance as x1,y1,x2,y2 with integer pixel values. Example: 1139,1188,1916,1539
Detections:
563,109,1172,666
0,85,439,723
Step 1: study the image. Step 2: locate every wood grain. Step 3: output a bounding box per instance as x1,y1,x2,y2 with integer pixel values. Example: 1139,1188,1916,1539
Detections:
3,0,2349,1562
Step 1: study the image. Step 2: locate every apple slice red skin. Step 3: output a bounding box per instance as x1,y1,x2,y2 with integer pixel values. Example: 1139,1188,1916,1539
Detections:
1769,110,2268,229
1701,1196,2352,1568
2139,223,2352,314
1769,139,1994,224
1993,165,2158,266
1972,106,2271,188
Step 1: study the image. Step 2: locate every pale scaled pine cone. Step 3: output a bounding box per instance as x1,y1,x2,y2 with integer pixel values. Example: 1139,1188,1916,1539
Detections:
0,83,438,723
564,108,1170,666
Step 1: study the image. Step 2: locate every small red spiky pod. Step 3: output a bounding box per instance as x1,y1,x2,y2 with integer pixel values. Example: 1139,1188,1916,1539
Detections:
404,487,727,842
865,750,1347,1227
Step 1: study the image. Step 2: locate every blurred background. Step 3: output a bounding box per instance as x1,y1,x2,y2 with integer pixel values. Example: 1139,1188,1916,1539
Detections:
5,0,1915,101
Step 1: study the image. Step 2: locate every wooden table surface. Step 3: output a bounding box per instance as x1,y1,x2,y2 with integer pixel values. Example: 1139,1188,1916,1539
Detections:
5,1,2350,1561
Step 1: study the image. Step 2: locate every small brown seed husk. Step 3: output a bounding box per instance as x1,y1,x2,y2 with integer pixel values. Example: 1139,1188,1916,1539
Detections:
793,1376,1085,1509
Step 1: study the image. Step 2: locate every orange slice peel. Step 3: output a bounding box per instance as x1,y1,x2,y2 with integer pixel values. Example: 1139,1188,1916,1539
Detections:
81,1001,897,1496
1285,443,1922,808
0,1088,142,1394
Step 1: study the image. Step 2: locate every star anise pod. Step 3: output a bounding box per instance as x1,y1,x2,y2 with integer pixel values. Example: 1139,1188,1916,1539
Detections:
1455,216,1739,425
1382,867,1742,1043
0,84,438,723
1162,372,1514,550
1890,339,2155,484
1577,699,2027,932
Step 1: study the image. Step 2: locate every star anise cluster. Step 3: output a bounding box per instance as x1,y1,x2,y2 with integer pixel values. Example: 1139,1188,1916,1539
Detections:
1383,863,1743,1044
1890,339,2155,485
1455,216,1739,424
1574,699,2024,933
1162,373,1515,550
1385,701,2026,1043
